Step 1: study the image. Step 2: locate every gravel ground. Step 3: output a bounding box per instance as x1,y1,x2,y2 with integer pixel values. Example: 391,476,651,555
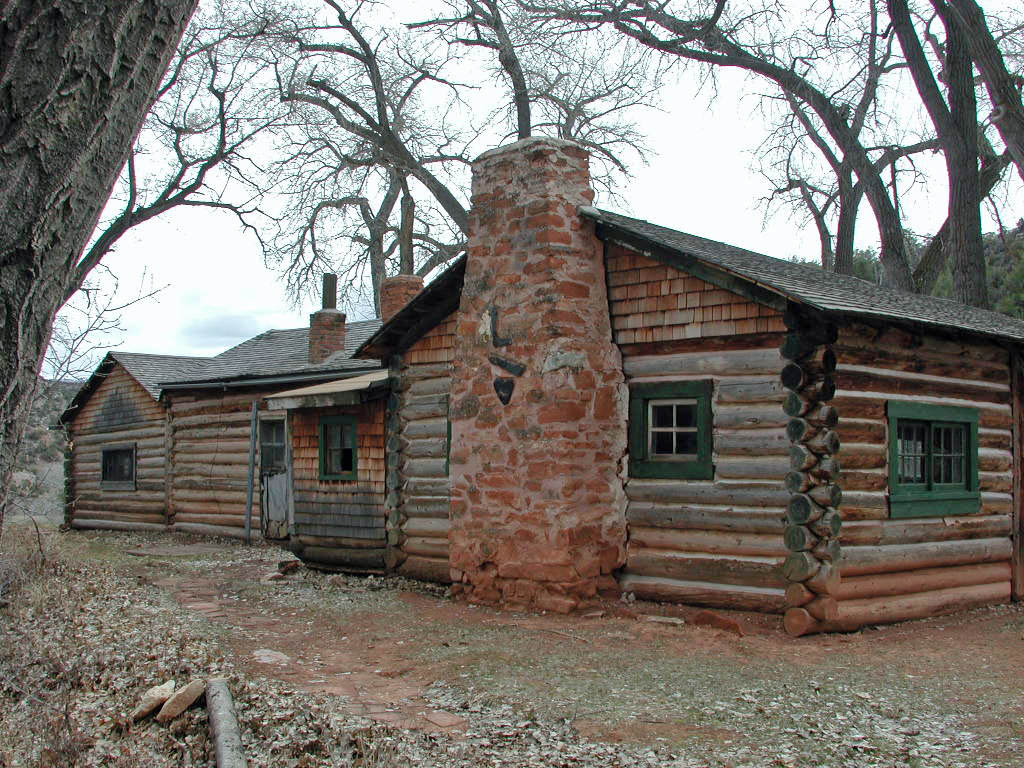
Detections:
2,522,1022,767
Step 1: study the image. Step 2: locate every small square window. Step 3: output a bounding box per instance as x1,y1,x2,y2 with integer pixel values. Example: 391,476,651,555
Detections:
101,445,135,490
319,415,358,481
888,402,979,518
629,381,712,479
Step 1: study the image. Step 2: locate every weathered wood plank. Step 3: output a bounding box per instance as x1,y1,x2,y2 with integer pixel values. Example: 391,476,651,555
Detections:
624,546,785,588
619,574,786,613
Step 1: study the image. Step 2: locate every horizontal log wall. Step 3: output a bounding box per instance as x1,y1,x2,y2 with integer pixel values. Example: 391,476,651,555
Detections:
606,245,786,346
393,317,454,583
166,388,273,536
609,245,789,612
288,399,387,571
68,364,170,530
823,322,1015,630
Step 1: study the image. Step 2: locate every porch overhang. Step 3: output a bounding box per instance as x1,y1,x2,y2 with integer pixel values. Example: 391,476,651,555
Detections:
264,370,391,410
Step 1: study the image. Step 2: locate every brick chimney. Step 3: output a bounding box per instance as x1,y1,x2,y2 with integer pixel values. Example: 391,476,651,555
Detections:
309,273,346,364
380,274,423,321
447,137,628,613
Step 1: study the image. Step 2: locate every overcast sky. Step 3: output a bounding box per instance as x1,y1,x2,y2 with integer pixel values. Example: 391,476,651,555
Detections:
64,2,1023,374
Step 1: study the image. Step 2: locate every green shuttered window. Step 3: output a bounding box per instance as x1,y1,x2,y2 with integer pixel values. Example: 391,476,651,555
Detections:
319,414,358,481
629,380,713,480
887,401,979,518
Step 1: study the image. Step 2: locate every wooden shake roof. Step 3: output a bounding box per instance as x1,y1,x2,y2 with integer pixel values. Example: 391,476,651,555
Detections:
59,351,206,425
588,208,1024,344
357,208,1024,358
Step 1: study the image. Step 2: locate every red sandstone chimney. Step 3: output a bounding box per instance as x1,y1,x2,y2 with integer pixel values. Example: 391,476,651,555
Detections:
309,273,346,364
380,274,424,321
447,137,628,613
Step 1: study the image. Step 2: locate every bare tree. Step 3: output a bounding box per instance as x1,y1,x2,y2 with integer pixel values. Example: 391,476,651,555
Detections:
751,1,949,277
411,0,662,197
411,1,536,139
945,0,1024,184
259,0,472,314
525,0,1021,306
261,0,659,314
0,0,199,538
76,5,289,293
523,0,923,291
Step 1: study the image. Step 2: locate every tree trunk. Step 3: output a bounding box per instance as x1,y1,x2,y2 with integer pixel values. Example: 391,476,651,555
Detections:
914,151,1010,294
940,4,989,308
0,0,199,537
945,0,1024,186
890,0,988,307
832,174,861,276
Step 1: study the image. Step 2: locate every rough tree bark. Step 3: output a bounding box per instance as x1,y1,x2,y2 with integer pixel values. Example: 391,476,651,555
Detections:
890,0,989,308
0,0,199,537
945,0,1024,185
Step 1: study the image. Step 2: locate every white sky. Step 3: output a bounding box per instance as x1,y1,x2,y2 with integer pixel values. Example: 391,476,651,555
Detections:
69,3,1022,372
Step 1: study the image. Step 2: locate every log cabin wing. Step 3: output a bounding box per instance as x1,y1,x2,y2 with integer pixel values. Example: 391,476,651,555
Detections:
61,300,385,541
353,138,1024,633
59,352,207,533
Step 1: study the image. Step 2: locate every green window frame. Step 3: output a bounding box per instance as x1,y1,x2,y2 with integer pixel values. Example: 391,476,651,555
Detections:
887,401,980,518
319,414,358,481
628,380,713,480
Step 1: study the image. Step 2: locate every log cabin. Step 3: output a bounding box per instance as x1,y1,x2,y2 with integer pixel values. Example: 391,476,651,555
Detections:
64,136,1024,634
61,276,383,541
345,137,1024,634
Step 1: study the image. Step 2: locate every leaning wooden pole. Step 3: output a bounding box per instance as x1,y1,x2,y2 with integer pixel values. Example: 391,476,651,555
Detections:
780,306,842,637
206,678,247,768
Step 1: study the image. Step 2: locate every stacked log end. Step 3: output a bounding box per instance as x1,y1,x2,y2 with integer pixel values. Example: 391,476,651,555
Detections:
780,308,842,637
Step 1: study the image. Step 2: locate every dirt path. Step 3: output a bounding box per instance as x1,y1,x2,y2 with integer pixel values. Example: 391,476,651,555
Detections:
119,535,1024,767
150,558,467,733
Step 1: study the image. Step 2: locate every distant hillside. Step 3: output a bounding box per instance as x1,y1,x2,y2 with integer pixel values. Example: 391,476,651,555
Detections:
10,378,81,516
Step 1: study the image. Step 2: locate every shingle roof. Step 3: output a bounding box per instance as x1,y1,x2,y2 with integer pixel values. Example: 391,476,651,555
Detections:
59,351,207,424
587,208,1024,345
111,352,208,398
162,319,383,386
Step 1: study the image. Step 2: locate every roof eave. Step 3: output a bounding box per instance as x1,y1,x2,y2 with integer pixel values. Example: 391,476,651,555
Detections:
588,215,794,314
157,364,384,392
354,256,467,360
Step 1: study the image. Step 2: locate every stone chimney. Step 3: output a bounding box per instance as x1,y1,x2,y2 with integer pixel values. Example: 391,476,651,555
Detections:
447,137,628,613
309,273,346,364
380,274,424,321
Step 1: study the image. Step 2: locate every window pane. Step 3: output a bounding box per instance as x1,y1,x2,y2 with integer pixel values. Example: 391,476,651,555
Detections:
897,421,927,484
652,431,674,455
102,448,133,482
932,424,966,486
652,404,674,429
341,447,354,472
675,404,696,428
675,431,698,456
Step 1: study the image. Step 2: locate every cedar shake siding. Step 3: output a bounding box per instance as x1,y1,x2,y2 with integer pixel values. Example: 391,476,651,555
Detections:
286,400,388,571
606,243,791,613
